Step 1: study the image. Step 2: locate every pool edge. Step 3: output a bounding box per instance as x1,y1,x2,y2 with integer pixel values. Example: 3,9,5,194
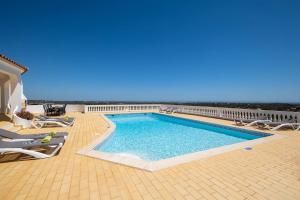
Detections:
78,112,287,172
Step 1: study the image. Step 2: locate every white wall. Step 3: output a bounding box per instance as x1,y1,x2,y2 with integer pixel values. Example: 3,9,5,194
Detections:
8,75,23,113
26,105,44,113
0,60,23,114
27,104,300,123
0,73,9,113
26,104,85,114
66,104,84,113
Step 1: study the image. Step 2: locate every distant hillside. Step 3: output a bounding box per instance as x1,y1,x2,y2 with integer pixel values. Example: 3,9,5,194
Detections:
28,100,300,112
179,102,300,112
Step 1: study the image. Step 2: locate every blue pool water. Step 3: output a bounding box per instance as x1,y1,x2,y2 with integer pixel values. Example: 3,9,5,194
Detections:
95,113,270,161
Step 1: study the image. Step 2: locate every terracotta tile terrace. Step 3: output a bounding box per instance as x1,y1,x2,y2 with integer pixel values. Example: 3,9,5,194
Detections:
1,112,300,200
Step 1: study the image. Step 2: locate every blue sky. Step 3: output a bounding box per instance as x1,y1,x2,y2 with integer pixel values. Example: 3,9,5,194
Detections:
1,0,300,102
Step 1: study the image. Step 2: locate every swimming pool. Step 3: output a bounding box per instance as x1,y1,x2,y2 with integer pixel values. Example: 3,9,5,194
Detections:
94,113,272,161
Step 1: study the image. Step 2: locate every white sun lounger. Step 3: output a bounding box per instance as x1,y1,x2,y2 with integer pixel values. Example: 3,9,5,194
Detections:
0,128,68,142
0,137,65,159
234,119,255,126
32,117,75,128
271,123,300,131
166,107,177,114
159,106,169,113
258,121,300,131
36,116,75,125
32,120,68,128
244,119,272,127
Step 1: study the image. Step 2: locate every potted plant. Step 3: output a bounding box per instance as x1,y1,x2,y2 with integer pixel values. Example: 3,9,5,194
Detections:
13,110,34,128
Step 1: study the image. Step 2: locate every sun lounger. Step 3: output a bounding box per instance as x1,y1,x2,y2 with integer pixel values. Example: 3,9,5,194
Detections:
234,118,271,126
0,137,65,159
246,119,272,126
257,121,300,131
159,107,169,113
32,120,71,128
165,107,177,114
234,119,255,126
36,115,75,125
32,116,75,128
0,128,68,141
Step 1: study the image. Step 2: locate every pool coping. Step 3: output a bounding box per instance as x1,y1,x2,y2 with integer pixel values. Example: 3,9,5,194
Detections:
78,113,286,172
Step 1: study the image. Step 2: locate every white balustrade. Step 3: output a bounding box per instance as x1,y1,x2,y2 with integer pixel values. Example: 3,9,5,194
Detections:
169,105,300,123
84,104,161,113
83,104,300,123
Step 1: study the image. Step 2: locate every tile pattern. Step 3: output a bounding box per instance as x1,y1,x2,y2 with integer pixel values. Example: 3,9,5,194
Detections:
0,112,300,200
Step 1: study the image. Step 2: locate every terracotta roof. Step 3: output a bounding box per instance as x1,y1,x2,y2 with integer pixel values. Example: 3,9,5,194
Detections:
0,54,28,74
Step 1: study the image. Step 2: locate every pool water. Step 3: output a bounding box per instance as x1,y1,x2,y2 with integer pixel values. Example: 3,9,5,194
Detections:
95,113,270,161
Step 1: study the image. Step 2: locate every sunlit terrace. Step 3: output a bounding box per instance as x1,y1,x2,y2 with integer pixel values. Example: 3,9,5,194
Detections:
1,104,300,200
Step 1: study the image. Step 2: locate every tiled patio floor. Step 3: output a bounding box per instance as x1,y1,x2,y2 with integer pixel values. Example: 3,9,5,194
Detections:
1,112,300,200
0,114,11,127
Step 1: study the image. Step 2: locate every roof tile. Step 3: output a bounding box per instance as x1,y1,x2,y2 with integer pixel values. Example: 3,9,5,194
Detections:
0,54,28,74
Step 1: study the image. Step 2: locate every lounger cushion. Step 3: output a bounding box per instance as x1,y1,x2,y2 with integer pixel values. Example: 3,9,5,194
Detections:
0,137,65,148
0,129,68,139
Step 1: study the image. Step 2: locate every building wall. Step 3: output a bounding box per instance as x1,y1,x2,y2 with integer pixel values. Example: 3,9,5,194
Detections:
26,104,85,114
0,60,23,114
26,105,44,113
0,73,9,113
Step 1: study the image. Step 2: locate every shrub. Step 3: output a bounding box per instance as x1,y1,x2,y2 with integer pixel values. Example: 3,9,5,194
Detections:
16,110,34,120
